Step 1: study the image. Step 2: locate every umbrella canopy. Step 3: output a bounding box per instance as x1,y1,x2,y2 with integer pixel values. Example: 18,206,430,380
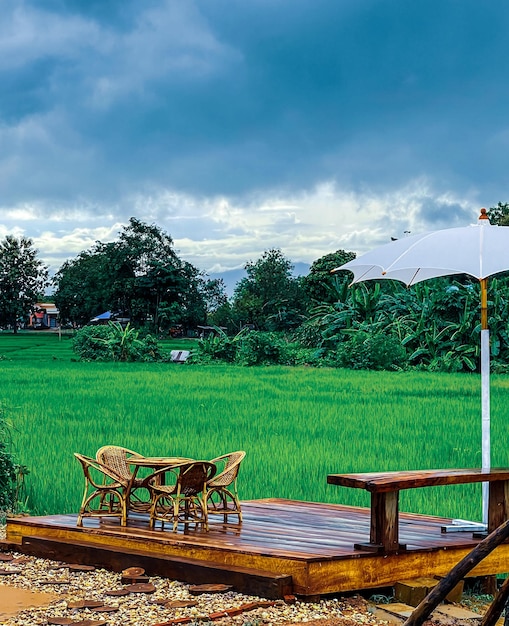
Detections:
339,209,507,286
333,209,509,524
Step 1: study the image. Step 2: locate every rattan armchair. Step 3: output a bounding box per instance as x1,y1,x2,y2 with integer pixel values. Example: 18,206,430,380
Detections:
96,445,148,512
74,453,129,526
148,461,216,532
206,451,246,522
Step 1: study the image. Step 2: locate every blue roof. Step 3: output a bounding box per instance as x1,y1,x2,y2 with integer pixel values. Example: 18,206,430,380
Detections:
91,311,112,321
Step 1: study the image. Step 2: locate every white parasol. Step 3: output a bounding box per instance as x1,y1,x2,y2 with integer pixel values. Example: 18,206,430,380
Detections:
334,209,509,524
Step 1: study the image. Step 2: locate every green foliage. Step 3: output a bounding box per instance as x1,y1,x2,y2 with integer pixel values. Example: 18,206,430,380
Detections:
236,331,289,366
191,327,323,367
201,278,229,326
303,249,356,303
314,281,396,345
335,331,407,371
207,299,235,332
291,319,324,348
73,325,117,361
0,405,29,516
190,333,236,363
487,202,509,226
232,248,308,331
54,218,208,332
53,248,114,327
73,322,163,362
0,412,16,513
0,235,49,333
311,275,509,373
192,271,509,374
189,327,249,363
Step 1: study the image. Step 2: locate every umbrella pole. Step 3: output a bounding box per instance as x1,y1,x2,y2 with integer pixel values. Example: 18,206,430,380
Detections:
481,277,490,526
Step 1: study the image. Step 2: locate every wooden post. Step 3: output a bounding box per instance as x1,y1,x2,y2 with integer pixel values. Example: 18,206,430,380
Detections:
355,491,405,553
488,480,509,533
404,518,509,626
371,492,399,551
481,575,509,626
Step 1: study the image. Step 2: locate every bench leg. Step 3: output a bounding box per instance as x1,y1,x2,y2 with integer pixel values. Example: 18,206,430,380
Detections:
488,480,509,533
354,491,406,553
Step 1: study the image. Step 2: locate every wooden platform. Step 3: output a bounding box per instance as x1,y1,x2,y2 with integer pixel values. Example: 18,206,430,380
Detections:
4,498,509,599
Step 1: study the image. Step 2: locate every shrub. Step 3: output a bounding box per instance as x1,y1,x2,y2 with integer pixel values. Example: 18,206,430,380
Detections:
290,346,328,366
188,330,238,363
191,328,326,367
336,331,407,371
73,322,163,362
236,331,287,365
291,320,324,348
73,325,116,361
0,406,29,517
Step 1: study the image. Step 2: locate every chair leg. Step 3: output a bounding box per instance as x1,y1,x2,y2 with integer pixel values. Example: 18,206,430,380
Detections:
120,497,127,526
233,493,242,522
207,487,242,523
149,493,159,530
198,495,208,530
173,498,180,532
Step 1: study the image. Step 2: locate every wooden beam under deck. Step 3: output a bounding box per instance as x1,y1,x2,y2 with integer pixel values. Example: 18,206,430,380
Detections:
4,499,509,598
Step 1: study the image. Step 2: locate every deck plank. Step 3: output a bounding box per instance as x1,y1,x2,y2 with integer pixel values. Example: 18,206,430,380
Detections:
4,498,507,598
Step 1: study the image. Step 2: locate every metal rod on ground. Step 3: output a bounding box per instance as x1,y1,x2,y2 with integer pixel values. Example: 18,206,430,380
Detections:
403,518,509,626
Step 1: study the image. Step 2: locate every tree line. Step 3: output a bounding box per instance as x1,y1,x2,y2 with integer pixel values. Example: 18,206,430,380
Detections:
2,203,509,373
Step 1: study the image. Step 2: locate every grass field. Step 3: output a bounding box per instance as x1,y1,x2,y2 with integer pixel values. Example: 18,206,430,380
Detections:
2,331,508,523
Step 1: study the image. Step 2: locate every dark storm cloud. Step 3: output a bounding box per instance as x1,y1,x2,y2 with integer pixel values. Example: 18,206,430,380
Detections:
1,0,509,272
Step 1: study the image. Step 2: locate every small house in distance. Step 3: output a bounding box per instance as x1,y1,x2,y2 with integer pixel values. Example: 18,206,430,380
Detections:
28,303,59,329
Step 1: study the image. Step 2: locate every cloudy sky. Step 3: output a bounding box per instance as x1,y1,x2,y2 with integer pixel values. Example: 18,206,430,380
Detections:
2,0,509,279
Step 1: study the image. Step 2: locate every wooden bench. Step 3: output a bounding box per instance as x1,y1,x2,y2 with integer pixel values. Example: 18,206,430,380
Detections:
327,468,509,554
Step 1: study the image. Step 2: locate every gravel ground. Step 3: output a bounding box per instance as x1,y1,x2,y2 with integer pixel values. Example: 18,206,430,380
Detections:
0,525,388,626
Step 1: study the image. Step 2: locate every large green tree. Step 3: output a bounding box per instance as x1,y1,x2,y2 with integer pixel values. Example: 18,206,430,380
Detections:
54,218,208,332
0,235,49,333
232,248,308,331
53,246,115,326
201,278,233,329
303,249,356,304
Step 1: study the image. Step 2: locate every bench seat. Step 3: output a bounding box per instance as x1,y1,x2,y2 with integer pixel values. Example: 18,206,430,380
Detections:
328,468,509,492
327,468,509,554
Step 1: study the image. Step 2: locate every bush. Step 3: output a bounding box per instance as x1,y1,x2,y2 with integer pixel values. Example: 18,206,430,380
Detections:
73,325,116,361
291,321,324,348
73,322,163,362
188,330,238,363
236,331,288,365
0,406,28,517
289,346,328,366
336,331,407,371
191,328,327,367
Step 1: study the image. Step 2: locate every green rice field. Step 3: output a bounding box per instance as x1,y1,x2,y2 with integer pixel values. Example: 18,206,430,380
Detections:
2,331,509,523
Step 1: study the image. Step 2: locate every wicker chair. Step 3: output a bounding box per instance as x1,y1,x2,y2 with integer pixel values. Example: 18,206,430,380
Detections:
74,453,129,526
206,451,246,522
148,461,216,532
96,445,148,512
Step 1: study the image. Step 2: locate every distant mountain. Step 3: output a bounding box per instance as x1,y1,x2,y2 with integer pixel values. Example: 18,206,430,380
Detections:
293,262,311,278
207,268,246,297
208,262,310,297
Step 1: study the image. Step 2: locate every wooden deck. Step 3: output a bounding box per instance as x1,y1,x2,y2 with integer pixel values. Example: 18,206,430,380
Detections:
4,498,509,599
